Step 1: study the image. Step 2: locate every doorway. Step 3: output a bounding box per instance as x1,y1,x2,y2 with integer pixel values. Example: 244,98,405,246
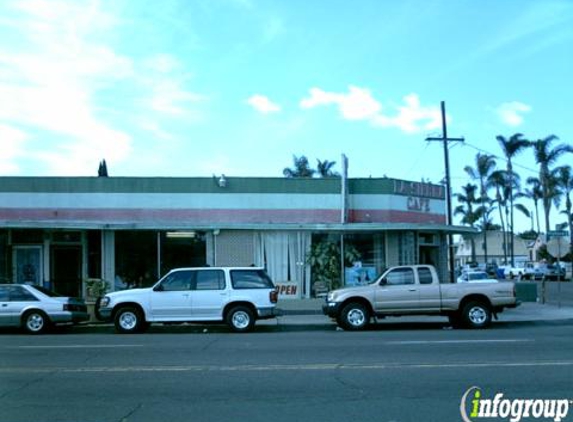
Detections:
51,246,82,297
419,246,439,267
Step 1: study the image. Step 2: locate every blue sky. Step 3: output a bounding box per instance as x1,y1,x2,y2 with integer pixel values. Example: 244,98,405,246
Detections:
1,0,572,229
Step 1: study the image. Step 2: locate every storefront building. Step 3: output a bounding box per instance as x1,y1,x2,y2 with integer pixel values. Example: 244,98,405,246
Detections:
0,176,473,299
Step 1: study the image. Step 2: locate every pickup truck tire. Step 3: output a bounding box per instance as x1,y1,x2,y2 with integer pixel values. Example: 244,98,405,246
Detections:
461,301,492,329
226,306,255,333
114,306,145,334
338,302,370,331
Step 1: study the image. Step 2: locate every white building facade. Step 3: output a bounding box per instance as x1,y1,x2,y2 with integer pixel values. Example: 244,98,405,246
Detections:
0,176,472,299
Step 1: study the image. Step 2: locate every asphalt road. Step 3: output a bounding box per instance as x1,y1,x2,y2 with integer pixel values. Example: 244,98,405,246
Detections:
1,321,573,422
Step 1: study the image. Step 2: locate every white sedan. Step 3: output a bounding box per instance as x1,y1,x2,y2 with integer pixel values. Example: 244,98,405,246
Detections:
457,271,496,283
0,284,89,334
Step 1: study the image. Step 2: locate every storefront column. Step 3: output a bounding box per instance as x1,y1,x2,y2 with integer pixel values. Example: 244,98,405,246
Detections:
42,235,50,288
102,230,115,290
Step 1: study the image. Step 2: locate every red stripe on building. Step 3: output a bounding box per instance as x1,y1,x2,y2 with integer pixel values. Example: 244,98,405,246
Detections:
0,208,446,225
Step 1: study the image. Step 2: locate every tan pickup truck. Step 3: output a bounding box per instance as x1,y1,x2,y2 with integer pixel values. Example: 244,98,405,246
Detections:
323,265,520,330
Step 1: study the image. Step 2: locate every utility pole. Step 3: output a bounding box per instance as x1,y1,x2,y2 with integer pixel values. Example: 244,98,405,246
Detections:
426,101,464,283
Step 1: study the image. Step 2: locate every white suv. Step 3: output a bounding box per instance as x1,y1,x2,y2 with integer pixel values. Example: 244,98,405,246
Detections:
96,267,278,333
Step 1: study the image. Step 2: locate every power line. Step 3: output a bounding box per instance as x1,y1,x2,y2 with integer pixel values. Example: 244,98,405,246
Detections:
406,142,431,180
462,142,540,175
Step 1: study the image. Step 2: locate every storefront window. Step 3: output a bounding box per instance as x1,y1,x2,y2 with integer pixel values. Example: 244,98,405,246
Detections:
307,233,342,296
0,231,8,282
255,231,310,299
115,231,157,288
343,234,385,286
87,231,101,279
160,231,206,277
11,229,43,244
399,232,418,265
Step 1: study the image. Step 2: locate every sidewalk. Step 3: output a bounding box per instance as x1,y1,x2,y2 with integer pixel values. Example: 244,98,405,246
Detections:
78,300,573,332
269,299,573,326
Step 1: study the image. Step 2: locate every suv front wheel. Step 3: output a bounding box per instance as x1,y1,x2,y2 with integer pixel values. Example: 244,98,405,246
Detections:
114,306,146,334
226,306,255,333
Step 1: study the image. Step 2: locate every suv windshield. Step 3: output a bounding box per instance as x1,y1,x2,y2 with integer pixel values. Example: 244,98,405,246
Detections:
230,270,274,289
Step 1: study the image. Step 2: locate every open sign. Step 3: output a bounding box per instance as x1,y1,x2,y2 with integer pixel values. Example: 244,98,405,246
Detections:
275,282,301,299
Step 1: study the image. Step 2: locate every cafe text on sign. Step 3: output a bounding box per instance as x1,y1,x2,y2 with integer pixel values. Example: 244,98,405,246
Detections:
407,197,430,212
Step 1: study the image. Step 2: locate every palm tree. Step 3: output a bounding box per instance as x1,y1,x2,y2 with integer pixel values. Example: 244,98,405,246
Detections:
531,135,573,234
464,153,496,266
521,177,543,234
454,183,482,263
316,159,340,178
556,165,573,255
496,133,530,265
283,155,315,178
488,169,512,264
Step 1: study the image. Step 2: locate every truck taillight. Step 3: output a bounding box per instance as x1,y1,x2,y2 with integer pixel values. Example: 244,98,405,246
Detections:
270,290,278,303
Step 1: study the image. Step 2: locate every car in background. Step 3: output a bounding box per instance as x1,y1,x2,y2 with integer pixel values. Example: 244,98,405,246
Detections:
503,265,526,280
457,271,495,283
485,263,498,277
522,262,543,280
538,264,567,281
0,284,89,334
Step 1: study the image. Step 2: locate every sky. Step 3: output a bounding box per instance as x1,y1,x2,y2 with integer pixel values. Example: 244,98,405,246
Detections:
0,0,572,230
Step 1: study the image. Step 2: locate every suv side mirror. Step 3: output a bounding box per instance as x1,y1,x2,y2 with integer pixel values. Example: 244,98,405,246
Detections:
379,278,387,286
153,284,164,292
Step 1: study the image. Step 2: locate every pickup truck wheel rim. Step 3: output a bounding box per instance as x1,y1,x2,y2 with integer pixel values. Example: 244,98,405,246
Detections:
347,309,366,326
468,307,487,324
26,313,44,332
232,311,250,329
119,311,138,330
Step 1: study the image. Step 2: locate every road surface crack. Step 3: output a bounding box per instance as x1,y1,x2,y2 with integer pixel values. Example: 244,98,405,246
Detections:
333,365,367,397
0,370,57,400
117,403,143,422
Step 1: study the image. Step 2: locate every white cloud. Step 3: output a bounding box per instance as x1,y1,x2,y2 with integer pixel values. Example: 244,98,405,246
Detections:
495,101,532,127
300,86,381,120
139,54,206,118
0,0,133,175
143,54,182,74
0,124,27,174
145,79,206,117
246,95,281,114
372,94,442,133
300,87,440,134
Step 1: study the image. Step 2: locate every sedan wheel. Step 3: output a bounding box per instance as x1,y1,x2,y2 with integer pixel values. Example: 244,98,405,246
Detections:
23,310,48,334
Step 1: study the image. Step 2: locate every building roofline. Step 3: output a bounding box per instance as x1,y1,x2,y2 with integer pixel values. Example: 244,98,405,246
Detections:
0,220,475,233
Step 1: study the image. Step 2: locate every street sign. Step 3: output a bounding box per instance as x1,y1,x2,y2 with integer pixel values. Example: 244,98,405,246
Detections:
547,230,569,239
547,237,569,259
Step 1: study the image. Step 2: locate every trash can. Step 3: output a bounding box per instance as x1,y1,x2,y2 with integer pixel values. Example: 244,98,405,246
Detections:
515,282,538,302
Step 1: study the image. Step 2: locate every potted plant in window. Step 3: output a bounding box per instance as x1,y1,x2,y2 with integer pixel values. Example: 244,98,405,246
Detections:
307,240,360,296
